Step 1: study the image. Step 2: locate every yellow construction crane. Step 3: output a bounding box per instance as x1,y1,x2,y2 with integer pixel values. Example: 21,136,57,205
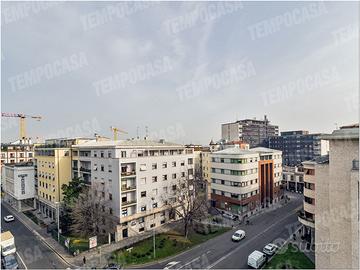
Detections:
1,112,42,140
110,126,128,141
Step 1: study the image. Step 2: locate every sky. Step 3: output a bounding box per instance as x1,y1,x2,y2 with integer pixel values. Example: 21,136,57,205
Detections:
1,1,359,145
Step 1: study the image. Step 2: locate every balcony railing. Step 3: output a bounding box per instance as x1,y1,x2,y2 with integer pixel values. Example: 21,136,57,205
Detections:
122,200,137,206
121,185,136,191
80,167,91,173
121,171,136,177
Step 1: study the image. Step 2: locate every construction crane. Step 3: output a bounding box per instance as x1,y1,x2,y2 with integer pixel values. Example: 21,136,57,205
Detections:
1,113,42,140
110,126,128,141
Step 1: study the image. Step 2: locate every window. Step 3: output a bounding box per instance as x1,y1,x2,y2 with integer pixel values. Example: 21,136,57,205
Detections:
100,151,104,158
109,193,113,200
181,172,185,177
172,161,176,167
141,206,147,212
101,165,104,172
140,177,146,184
108,152,112,158
122,209,128,217
121,151,127,158
181,161,185,166
153,188,158,195
163,187,168,193
141,191,146,197
152,176,158,182
188,158,193,165
109,208,113,215
94,151,97,157
108,165,112,172
162,175,167,181
162,162,167,168
152,202,158,208
139,227,145,232
152,163,157,170
150,224,155,228
172,173,176,179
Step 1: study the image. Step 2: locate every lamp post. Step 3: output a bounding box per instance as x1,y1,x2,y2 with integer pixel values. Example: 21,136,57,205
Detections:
54,202,61,243
151,197,156,259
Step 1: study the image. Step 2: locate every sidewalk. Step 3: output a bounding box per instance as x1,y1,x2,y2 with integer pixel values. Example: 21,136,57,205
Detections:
3,201,178,269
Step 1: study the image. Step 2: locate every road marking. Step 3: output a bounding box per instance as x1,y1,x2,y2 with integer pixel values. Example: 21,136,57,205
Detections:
2,203,74,268
16,251,28,269
207,206,302,269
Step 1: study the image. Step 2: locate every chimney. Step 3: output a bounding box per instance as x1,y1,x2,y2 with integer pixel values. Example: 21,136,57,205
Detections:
159,139,165,144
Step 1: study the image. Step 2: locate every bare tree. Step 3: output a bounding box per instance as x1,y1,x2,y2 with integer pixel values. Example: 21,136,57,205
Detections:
163,176,208,238
70,184,117,238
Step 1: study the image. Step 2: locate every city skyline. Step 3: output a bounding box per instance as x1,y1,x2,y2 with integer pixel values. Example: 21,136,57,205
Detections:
2,1,358,144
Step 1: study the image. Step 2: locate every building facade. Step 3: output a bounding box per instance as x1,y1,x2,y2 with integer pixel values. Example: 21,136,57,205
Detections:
72,139,195,242
210,146,282,218
221,115,279,147
282,165,304,193
314,125,359,269
1,140,34,166
34,138,93,222
268,131,329,166
2,162,35,212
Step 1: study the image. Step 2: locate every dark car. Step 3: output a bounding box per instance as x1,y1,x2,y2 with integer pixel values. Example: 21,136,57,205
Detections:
1,254,19,269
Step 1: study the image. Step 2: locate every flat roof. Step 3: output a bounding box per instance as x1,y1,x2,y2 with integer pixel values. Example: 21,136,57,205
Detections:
321,126,359,140
73,139,184,149
1,231,14,241
3,162,34,168
213,146,280,155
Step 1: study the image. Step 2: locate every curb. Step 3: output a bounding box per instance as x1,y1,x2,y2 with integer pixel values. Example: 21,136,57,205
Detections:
2,202,80,269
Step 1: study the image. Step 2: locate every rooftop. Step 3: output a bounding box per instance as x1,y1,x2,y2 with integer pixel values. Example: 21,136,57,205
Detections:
321,125,359,140
213,146,280,155
73,139,184,149
3,161,34,168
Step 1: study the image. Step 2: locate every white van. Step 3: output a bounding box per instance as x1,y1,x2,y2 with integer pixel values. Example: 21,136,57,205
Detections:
247,250,267,269
231,230,246,241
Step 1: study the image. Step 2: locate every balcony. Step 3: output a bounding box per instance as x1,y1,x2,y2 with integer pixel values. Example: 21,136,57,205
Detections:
121,171,136,177
298,212,315,228
121,185,136,192
122,200,137,207
80,167,91,173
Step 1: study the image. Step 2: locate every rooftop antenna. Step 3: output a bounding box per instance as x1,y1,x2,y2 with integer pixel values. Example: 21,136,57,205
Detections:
136,126,139,139
145,126,149,137
334,123,339,130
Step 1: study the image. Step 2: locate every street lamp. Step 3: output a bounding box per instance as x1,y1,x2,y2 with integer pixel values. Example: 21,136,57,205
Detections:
55,202,60,243
151,197,156,259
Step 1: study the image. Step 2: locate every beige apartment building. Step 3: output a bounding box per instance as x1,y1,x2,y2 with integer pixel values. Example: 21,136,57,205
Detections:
314,124,359,269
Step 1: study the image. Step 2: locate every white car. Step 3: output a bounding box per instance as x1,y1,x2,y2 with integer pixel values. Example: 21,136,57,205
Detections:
263,243,278,256
3,215,15,222
231,229,246,241
222,212,237,220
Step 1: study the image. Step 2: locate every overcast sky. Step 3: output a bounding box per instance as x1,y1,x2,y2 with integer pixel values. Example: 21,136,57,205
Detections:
2,1,359,145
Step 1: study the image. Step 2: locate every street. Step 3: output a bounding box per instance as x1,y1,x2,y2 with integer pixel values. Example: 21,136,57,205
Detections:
1,204,68,269
143,192,303,269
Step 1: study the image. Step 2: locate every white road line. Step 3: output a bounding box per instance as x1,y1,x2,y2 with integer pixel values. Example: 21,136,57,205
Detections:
2,203,73,267
207,206,302,269
16,251,28,270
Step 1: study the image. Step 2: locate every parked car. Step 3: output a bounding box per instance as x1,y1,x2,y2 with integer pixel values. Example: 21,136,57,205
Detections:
231,230,246,242
222,212,237,220
103,263,121,270
1,254,19,269
3,216,15,223
263,243,278,256
247,250,267,269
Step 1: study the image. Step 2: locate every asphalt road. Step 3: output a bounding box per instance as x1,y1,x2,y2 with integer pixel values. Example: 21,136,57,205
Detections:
142,192,303,269
1,204,68,269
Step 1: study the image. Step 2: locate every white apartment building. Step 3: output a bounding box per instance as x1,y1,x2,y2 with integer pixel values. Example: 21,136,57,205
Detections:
314,125,359,269
210,146,282,218
2,162,35,212
72,139,195,242
282,165,304,193
1,140,34,166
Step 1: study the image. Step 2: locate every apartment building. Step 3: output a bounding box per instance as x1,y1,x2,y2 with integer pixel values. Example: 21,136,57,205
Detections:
210,146,282,218
72,139,195,242
34,138,93,221
221,115,279,147
282,165,304,193
314,125,359,269
2,162,35,212
268,131,329,166
1,140,34,166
